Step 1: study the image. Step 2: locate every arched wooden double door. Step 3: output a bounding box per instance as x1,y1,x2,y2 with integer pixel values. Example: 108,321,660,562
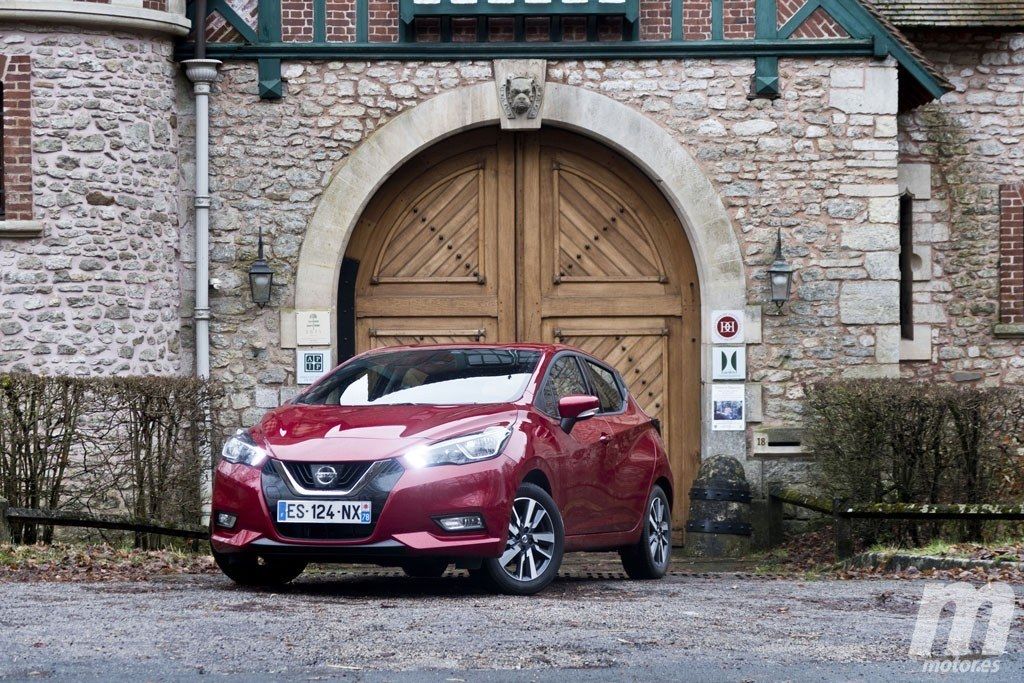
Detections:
345,127,700,533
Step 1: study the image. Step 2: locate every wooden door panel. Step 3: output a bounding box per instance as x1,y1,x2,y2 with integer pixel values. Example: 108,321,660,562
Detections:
544,319,671,445
551,164,666,283
347,128,517,347
372,164,484,284
357,317,498,351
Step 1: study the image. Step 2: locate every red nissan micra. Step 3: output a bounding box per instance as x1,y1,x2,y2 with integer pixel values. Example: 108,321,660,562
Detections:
211,344,673,595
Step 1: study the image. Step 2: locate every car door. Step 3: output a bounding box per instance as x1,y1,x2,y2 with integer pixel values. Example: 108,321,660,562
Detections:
535,354,607,536
582,358,651,533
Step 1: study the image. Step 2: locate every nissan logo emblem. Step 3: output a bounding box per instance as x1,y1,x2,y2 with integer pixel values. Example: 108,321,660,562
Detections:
314,465,337,487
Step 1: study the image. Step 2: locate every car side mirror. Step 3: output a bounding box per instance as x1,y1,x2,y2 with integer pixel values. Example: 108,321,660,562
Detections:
558,395,601,433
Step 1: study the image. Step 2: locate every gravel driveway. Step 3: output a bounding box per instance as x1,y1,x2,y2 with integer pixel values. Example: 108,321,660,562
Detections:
2,559,1022,682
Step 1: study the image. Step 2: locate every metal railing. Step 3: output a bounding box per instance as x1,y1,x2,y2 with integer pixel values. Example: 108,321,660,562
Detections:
0,497,208,544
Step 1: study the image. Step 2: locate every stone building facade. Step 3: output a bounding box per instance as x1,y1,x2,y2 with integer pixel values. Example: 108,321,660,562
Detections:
0,2,192,375
897,27,1024,384
1,0,1022,509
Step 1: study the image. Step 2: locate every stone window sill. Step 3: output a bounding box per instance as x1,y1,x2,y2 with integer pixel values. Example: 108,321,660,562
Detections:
994,323,1024,339
0,220,44,238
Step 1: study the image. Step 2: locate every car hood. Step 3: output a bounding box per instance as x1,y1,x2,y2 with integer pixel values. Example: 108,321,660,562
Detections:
253,403,522,463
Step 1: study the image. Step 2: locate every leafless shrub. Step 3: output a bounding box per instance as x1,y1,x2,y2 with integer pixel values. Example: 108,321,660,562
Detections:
0,374,218,547
806,380,1024,544
0,374,85,543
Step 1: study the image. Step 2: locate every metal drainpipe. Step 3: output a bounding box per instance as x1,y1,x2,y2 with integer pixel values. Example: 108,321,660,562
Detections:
182,2,219,380
183,5,220,523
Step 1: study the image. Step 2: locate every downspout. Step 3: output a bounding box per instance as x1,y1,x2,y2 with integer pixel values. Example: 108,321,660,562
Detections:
182,2,220,522
182,0,219,380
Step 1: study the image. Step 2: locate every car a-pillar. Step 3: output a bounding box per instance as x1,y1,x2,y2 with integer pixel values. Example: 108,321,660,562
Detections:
291,67,750,545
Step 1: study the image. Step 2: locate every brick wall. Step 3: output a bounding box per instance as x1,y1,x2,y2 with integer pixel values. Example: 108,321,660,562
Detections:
142,0,167,11
723,0,755,39
326,0,356,41
684,0,711,40
777,0,804,28
1,55,32,222
641,0,672,41
790,7,848,39
256,0,799,44
369,0,398,41
282,0,314,42
1000,184,1024,325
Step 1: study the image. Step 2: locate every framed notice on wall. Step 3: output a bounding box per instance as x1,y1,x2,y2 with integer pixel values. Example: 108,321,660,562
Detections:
711,383,745,431
296,310,331,346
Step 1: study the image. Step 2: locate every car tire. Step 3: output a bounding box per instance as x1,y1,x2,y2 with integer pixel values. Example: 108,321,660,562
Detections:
212,549,306,588
619,484,672,580
473,482,564,596
400,559,449,578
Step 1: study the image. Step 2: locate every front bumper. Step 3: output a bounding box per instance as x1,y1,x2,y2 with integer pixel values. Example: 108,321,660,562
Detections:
210,455,515,563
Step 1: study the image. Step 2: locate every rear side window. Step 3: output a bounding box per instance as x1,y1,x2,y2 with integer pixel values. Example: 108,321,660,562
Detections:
584,360,625,413
538,356,588,415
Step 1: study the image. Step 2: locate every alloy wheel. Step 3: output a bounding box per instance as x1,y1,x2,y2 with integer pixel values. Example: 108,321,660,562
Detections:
500,495,556,582
648,496,670,566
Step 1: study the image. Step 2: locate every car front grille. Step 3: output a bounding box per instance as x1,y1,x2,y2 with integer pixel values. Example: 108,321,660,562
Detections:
261,459,404,541
282,460,373,491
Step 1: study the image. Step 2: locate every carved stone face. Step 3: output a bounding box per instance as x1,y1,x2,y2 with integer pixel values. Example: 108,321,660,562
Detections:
507,77,536,116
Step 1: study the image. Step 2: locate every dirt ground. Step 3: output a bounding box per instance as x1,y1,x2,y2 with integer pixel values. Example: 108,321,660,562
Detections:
2,552,1023,682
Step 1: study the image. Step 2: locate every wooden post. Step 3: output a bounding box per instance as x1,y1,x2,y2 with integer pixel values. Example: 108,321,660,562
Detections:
834,497,853,560
0,497,10,545
750,498,770,551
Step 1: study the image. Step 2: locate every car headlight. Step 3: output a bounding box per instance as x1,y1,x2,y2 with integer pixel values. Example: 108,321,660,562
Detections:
221,429,269,467
404,426,513,469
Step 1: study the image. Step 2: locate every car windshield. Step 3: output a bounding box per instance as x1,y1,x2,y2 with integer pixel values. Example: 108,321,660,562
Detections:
298,348,542,406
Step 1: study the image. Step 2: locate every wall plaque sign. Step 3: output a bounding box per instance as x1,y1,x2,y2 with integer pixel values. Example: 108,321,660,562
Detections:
296,348,329,385
711,310,744,344
296,310,331,346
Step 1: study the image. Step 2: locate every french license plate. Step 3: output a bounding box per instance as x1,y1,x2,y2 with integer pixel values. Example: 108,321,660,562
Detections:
276,500,371,524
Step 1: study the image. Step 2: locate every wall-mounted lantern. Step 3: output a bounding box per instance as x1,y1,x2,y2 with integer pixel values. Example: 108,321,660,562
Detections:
767,229,795,312
248,227,275,308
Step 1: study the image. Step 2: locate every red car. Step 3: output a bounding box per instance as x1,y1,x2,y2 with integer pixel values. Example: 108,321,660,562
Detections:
211,344,673,595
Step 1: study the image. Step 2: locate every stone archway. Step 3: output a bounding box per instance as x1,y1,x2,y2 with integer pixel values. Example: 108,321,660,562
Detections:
294,80,747,461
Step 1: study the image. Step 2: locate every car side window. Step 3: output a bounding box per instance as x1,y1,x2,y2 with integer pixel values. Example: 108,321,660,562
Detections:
539,356,589,415
584,360,625,413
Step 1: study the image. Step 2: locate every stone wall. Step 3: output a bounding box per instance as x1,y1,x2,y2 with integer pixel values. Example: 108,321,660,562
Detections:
203,55,902,474
898,30,1024,384
0,25,187,376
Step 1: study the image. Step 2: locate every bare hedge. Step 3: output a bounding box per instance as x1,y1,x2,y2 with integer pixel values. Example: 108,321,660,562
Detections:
0,374,217,545
805,379,1024,543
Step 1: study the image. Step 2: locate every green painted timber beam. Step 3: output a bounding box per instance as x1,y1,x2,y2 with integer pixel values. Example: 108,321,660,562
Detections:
256,0,283,99
179,38,875,61
751,0,780,98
